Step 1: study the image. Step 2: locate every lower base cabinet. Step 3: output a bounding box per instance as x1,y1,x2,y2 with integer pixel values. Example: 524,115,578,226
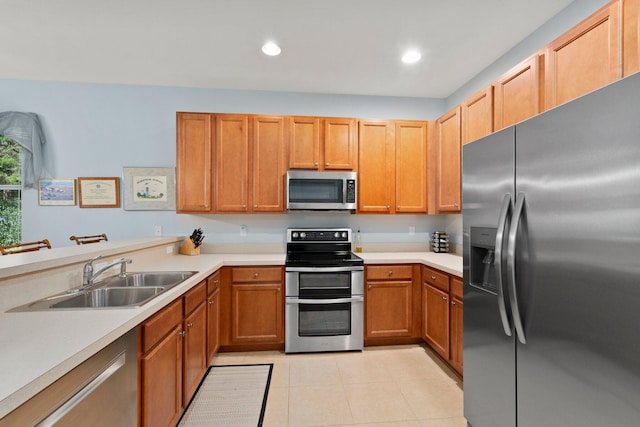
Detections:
139,276,215,427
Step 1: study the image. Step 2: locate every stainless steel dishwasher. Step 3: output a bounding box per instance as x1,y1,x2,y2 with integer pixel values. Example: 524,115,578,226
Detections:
0,329,138,426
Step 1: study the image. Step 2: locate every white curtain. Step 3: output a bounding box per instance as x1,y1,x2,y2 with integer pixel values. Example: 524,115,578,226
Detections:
0,112,46,188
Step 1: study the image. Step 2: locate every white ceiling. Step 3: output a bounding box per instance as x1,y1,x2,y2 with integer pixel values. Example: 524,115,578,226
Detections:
0,0,574,99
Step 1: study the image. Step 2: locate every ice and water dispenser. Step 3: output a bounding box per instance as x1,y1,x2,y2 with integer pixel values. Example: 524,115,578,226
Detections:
470,227,498,294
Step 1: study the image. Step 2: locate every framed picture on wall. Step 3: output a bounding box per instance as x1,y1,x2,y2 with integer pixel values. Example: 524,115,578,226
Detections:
38,179,76,206
77,177,120,208
122,167,176,210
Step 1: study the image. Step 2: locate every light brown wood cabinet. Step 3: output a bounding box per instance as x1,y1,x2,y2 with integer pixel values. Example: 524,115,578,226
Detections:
139,299,183,427
545,0,622,109
449,277,464,374
493,52,545,130
422,266,463,376
358,120,428,214
462,86,493,145
251,115,287,212
288,116,357,171
229,267,284,345
624,0,640,76
206,271,221,363
435,106,462,213
176,113,212,212
139,280,210,427
214,114,250,212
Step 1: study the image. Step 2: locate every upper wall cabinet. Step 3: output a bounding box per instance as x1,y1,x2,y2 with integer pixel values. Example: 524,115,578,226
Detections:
493,52,545,130
545,0,622,109
176,113,212,213
624,0,640,76
358,120,428,214
288,116,357,171
176,113,286,214
462,86,493,145
435,106,462,214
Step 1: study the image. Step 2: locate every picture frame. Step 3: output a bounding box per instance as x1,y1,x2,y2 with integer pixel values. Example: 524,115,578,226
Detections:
38,179,76,206
123,167,176,211
78,177,120,208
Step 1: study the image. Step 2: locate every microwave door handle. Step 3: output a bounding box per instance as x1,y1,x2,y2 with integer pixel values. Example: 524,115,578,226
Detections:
343,182,347,205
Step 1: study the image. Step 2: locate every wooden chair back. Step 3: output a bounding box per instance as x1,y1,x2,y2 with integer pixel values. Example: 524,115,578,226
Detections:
69,233,109,245
0,239,52,255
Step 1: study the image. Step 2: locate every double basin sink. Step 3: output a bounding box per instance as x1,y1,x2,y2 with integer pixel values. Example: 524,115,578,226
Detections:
11,271,197,311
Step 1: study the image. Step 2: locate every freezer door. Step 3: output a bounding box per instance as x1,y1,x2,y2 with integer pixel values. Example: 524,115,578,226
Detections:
462,126,516,427
514,72,640,426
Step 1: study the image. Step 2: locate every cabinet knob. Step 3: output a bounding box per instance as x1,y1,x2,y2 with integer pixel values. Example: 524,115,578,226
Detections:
451,301,456,305
397,206,400,210
187,322,194,328
368,285,372,289
325,162,329,166
209,300,215,305
314,162,318,166
178,331,186,337
442,296,447,301
204,204,209,208
454,203,459,208
431,276,436,280
388,271,393,276
277,287,281,292
242,204,247,209
387,205,390,210
254,272,259,278
214,280,219,284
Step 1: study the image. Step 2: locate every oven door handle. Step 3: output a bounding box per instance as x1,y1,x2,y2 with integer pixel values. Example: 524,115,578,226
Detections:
286,296,364,305
285,266,364,273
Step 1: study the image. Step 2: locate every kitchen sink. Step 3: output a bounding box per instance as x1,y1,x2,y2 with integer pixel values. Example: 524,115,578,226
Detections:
50,287,166,309
100,271,196,288
8,271,198,311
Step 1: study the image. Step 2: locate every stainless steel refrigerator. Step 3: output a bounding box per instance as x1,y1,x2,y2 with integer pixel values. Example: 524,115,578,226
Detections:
462,72,640,427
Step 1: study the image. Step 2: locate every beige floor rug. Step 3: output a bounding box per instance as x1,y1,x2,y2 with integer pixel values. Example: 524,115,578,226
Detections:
178,364,273,427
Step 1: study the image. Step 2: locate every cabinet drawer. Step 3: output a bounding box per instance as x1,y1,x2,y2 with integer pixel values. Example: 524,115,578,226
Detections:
232,267,282,283
423,266,450,292
367,265,413,281
185,281,206,315
451,276,463,299
207,270,221,296
141,299,183,353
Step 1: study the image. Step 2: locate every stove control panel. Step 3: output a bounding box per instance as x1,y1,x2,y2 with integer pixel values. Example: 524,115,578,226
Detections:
288,228,351,242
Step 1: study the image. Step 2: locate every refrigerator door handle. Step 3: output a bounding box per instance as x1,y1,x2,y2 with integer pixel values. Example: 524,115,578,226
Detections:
507,191,527,344
495,193,513,337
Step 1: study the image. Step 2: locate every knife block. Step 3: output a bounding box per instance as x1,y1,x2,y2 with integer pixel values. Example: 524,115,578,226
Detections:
179,237,200,256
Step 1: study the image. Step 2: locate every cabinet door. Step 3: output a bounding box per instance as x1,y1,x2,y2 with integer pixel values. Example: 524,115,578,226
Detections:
545,1,621,109
624,0,640,76
462,86,493,145
288,116,321,169
231,283,283,343
252,116,286,212
395,121,428,213
215,114,250,212
358,120,395,213
493,53,544,130
207,287,220,363
140,325,183,427
176,113,212,212
366,281,412,338
324,118,357,170
436,106,462,213
423,283,450,360
183,302,207,407
450,295,463,375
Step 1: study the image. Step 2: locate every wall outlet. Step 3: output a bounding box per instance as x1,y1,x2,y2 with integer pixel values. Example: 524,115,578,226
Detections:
409,226,415,235
154,225,162,236
166,246,173,254
240,224,248,237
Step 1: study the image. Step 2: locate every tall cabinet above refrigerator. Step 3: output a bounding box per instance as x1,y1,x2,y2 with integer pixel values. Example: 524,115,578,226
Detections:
462,72,640,427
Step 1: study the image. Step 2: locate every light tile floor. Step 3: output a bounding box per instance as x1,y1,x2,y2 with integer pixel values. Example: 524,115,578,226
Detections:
211,344,466,427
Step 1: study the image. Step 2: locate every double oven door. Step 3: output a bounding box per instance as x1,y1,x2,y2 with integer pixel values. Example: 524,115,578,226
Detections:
285,266,364,353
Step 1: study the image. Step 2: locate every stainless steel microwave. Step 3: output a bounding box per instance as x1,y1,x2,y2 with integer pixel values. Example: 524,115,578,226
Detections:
286,170,357,211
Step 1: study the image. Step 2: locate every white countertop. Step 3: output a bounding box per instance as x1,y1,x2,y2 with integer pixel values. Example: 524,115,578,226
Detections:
0,242,461,418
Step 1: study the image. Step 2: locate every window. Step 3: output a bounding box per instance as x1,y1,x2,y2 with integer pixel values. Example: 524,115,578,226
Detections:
0,135,21,245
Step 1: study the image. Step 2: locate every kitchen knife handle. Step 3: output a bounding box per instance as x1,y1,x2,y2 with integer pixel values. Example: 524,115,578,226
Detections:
507,191,527,344
495,193,513,337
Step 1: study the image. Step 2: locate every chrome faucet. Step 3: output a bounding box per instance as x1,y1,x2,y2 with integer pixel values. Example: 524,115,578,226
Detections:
82,255,132,287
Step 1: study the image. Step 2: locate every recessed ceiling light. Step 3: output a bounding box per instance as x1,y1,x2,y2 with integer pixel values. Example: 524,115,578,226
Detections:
402,50,422,64
262,42,282,56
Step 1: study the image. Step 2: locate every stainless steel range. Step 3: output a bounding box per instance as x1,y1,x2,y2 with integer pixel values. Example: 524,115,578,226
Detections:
285,228,364,353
